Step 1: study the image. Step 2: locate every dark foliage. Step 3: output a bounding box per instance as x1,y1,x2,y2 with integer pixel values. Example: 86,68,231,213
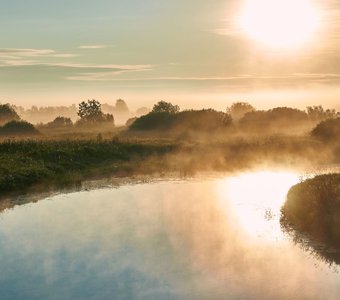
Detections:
0,104,20,126
307,105,340,122
311,117,340,141
125,117,138,127
152,101,180,114
129,109,232,132
240,107,309,132
46,116,73,128
281,174,340,264
0,139,175,193
77,99,114,125
0,121,39,136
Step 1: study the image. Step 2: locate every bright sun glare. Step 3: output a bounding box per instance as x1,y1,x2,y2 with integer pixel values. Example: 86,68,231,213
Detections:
238,0,321,49
218,172,300,241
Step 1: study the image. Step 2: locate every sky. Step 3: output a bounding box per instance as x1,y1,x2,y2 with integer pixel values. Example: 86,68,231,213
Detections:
1,0,340,110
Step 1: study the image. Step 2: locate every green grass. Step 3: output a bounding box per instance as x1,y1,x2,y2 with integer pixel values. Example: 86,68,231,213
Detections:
0,139,175,194
0,132,337,198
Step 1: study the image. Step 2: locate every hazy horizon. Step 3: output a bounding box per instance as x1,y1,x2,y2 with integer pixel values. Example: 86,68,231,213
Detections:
2,0,340,110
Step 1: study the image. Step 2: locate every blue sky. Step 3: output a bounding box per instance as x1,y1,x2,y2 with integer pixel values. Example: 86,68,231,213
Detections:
1,0,340,109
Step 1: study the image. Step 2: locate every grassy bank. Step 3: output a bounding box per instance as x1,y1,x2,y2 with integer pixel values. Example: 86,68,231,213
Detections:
281,173,340,260
0,139,176,195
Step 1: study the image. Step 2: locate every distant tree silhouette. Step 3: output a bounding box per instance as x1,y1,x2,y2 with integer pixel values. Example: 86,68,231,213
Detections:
77,100,114,125
130,109,232,132
12,104,78,124
152,101,180,114
226,102,255,121
136,107,150,117
47,116,73,128
311,117,340,141
239,107,309,132
115,99,129,113
0,120,39,136
0,104,20,125
306,105,339,122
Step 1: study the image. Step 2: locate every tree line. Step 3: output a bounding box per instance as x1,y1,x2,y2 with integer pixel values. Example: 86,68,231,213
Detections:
0,99,339,139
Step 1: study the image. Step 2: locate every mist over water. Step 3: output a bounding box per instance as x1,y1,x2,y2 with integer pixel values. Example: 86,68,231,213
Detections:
0,173,340,300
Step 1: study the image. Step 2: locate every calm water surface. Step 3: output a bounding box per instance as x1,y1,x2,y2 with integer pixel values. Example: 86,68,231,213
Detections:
0,171,340,300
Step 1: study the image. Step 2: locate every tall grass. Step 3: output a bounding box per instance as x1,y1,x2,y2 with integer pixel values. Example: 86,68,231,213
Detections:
0,139,175,193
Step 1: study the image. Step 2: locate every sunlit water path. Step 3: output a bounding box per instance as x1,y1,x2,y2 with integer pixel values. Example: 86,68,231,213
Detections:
0,171,340,299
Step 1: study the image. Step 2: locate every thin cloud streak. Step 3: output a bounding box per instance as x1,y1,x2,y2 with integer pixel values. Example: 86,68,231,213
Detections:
0,62,152,71
0,48,77,61
79,45,109,49
66,73,340,82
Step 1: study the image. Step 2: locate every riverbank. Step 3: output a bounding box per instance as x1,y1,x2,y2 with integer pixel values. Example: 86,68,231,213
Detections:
0,135,334,198
281,173,340,262
0,139,176,196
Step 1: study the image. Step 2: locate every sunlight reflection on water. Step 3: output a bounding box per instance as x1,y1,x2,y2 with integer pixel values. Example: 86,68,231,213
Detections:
217,172,300,242
0,171,340,300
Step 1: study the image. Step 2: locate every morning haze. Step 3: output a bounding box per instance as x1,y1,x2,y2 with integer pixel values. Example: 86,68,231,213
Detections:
1,0,340,109
1,1,340,300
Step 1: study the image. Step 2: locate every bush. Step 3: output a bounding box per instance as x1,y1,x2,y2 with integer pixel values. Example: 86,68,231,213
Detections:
311,117,340,141
281,174,340,251
0,120,39,136
129,109,232,132
46,116,73,128
281,173,340,265
0,104,20,125
239,107,309,133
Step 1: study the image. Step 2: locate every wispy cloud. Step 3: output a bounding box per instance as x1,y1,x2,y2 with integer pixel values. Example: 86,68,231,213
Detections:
65,73,340,81
64,73,340,86
0,48,77,61
79,45,109,49
66,65,152,81
0,47,152,81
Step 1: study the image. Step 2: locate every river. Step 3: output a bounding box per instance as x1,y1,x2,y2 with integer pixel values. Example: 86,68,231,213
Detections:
0,171,339,299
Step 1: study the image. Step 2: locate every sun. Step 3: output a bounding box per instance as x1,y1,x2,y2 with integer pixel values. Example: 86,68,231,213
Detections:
238,0,321,49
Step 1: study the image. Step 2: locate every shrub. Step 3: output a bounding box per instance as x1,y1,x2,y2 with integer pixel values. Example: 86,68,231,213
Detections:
0,120,39,136
46,116,73,128
282,174,340,246
129,109,232,132
239,107,309,132
311,117,340,141
0,104,20,125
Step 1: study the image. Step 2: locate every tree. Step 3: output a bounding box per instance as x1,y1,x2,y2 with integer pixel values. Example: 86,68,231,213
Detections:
226,102,255,121
77,99,114,124
0,104,20,126
0,120,39,136
311,117,340,141
239,107,309,133
306,105,339,122
130,109,232,132
47,116,73,128
152,101,180,114
115,99,129,113
136,107,150,117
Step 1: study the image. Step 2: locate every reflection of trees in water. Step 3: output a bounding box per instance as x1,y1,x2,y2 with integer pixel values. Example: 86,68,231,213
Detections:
0,181,82,214
280,217,340,271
